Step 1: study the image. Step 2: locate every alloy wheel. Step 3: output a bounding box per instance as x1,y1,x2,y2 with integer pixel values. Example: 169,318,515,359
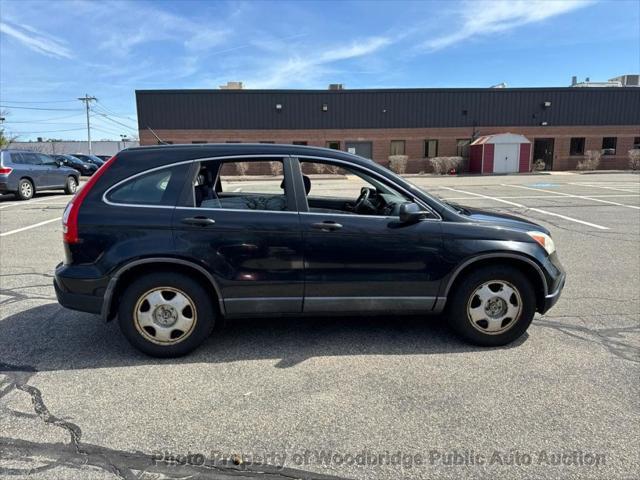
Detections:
466,280,522,335
134,287,197,345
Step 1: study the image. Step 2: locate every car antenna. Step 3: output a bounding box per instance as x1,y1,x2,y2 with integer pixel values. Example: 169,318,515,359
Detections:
147,126,168,145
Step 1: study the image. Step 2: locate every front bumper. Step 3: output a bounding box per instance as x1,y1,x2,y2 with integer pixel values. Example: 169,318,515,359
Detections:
539,252,566,313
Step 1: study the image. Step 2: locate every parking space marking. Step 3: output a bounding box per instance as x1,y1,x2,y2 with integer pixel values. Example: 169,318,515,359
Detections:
0,217,61,237
0,195,69,209
441,187,609,230
569,182,640,193
503,184,640,210
442,194,639,201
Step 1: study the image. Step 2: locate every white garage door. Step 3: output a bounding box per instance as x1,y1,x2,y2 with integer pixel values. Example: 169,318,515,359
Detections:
493,144,520,173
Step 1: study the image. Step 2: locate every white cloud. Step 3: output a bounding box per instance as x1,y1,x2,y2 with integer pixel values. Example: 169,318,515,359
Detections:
246,36,392,88
423,0,593,50
0,20,73,59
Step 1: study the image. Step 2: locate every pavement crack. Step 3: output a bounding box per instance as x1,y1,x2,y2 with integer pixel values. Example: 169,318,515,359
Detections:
535,318,640,363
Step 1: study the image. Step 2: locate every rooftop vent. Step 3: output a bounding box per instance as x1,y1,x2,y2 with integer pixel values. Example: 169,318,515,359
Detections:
328,84,344,90
219,81,243,90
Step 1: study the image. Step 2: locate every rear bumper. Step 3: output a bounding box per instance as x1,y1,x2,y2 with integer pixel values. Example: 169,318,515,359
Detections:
54,262,108,315
0,181,10,193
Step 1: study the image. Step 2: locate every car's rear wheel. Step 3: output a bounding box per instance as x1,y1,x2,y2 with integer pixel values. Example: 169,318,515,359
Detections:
17,178,34,200
118,272,215,357
64,176,78,194
447,266,536,346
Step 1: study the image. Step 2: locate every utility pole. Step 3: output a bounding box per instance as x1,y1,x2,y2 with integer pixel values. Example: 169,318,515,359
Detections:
78,94,96,154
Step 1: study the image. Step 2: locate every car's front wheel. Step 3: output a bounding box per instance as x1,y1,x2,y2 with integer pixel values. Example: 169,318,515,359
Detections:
447,266,536,346
64,176,78,194
118,272,215,357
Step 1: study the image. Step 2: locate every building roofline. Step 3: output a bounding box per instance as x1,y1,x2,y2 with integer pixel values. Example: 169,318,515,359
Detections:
135,86,640,95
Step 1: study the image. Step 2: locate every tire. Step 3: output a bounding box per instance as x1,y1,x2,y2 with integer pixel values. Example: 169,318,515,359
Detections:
118,272,215,357
64,176,78,195
17,178,34,200
446,266,536,347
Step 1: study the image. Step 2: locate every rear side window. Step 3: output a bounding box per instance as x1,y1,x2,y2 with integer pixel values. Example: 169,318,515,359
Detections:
106,166,185,206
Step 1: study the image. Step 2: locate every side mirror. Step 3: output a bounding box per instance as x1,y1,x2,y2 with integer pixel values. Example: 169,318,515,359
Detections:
399,202,428,224
55,159,63,167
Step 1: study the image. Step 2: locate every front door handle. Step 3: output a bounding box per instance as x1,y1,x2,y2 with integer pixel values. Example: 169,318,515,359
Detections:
311,221,343,232
181,216,216,226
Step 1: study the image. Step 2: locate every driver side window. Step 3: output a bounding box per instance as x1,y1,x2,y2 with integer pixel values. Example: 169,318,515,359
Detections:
299,160,410,217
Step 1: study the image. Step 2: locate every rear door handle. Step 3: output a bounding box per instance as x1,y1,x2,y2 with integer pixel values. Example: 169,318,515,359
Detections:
181,216,216,226
311,221,343,231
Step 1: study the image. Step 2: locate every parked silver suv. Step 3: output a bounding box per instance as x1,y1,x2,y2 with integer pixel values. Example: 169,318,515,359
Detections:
0,149,80,200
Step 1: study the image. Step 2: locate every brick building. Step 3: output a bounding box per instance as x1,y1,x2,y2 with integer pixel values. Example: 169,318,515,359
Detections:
135,87,640,172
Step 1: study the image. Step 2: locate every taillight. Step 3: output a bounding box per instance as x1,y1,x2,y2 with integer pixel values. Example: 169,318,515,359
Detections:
0,167,13,175
63,155,117,244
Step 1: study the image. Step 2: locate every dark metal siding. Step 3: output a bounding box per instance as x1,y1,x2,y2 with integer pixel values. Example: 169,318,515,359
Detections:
136,88,640,130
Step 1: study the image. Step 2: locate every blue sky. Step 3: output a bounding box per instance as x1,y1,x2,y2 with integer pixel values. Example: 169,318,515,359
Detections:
1,0,638,141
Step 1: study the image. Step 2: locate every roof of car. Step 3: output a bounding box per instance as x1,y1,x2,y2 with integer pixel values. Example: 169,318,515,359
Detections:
125,143,372,165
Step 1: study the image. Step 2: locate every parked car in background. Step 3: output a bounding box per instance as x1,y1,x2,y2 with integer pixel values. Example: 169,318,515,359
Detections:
0,149,80,200
54,144,565,357
53,154,98,176
96,155,112,161
73,153,105,167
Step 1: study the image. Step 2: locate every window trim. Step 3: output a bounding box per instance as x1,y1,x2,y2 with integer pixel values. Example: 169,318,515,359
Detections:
102,154,288,209
102,154,441,220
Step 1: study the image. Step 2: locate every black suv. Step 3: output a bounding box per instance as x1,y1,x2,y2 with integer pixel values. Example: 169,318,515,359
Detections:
55,144,565,357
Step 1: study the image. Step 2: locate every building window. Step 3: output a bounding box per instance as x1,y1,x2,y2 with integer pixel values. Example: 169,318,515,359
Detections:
293,141,308,145
225,140,241,143
326,141,340,150
569,137,585,156
424,139,438,158
633,137,640,148
456,139,471,158
192,141,207,144
602,137,617,155
259,141,275,144
390,140,405,155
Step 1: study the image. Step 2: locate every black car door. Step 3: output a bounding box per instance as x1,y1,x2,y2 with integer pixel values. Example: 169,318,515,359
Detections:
293,157,444,314
172,156,304,315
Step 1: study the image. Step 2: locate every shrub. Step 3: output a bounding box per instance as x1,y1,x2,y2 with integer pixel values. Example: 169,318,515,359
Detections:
388,155,409,174
532,159,546,171
628,149,640,170
429,156,464,175
235,162,249,176
577,150,601,171
268,161,283,176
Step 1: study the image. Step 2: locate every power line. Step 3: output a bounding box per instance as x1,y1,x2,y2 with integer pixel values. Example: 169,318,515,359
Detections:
9,127,89,134
90,109,138,133
0,105,82,111
4,113,86,124
0,99,78,104
94,100,138,122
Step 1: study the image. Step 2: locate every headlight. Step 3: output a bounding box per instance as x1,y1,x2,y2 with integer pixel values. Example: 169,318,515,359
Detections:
527,231,555,255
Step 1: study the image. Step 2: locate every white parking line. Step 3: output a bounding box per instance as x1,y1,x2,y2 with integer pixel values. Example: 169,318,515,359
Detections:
503,184,640,210
441,187,609,230
569,183,640,193
0,217,61,237
0,195,68,209
441,194,639,201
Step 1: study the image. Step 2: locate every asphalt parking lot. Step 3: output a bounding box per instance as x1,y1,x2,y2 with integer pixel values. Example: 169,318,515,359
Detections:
1,172,639,479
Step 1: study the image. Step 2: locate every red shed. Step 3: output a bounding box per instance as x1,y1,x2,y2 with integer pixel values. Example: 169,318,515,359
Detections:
469,133,531,174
